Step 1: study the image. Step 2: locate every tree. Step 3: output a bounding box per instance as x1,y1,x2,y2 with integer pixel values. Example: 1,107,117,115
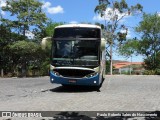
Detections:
0,0,49,77
118,38,139,57
135,13,160,71
7,40,42,76
94,0,143,75
1,0,47,38
42,20,64,37
0,24,27,77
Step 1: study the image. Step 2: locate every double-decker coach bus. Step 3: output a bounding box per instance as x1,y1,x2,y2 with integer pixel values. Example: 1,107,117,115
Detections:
42,24,106,87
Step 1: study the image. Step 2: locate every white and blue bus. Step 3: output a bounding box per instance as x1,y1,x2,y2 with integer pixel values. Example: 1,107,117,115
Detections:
42,24,106,87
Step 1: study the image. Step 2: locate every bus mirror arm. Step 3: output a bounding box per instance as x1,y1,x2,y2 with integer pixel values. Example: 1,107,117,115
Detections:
101,38,106,51
41,37,51,50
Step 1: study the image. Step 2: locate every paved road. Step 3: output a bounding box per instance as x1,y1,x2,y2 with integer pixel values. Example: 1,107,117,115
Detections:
0,75,160,111
0,75,160,119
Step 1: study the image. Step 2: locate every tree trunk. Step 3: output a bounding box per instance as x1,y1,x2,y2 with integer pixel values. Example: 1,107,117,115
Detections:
22,62,27,77
1,68,4,77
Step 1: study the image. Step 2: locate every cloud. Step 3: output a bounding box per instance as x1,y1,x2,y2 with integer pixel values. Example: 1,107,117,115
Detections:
42,1,64,15
42,1,51,9
0,0,6,7
0,0,6,16
157,12,160,17
93,15,104,21
47,5,64,14
93,7,130,22
1,10,5,15
127,31,131,38
69,21,78,24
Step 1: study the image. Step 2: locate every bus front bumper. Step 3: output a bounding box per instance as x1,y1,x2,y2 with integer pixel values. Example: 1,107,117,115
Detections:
50,71,100,86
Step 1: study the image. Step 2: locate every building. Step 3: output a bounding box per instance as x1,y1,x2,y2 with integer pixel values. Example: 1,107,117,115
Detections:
113,61,144,75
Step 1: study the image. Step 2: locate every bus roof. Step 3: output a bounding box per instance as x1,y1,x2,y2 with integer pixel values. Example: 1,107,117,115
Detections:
55,24,101,29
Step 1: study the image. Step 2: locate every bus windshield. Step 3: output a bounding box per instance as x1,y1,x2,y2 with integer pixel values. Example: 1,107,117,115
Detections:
52,40,100,67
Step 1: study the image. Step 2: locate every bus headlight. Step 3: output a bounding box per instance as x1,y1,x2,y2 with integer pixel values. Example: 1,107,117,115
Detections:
51,78,54,82
53,71,60,76
84,72,98,78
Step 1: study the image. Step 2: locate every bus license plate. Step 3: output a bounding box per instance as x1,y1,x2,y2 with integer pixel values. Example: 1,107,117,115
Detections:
68,80,77,83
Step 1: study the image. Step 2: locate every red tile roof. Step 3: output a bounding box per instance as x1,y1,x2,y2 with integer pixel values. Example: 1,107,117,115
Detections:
113,62,143,69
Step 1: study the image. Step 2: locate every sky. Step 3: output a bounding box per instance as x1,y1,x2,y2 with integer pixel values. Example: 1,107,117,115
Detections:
1,0,160,62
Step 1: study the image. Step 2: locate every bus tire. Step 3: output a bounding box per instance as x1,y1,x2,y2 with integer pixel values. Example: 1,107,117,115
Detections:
94,85,101,92
95,75,104,92
61,84,71,87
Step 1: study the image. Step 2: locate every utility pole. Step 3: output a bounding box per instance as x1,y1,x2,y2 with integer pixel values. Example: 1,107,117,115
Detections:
130,54,132,75
110,41,113,75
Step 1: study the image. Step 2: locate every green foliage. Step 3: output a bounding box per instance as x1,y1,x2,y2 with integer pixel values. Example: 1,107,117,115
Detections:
143,70,156,75
95,0,143,45
43,20,64,37
0,24,25,46
117,32,127,43
95,4,109,17
105,60,110,74
0,20,63,77
0,24,27,76
155,69,160,75
2,0,47,37
39,59,50,76
143,52,160,70
143,69,160,75
8,41,39,55
7,40,40,75
95,1,143,75
135,13,160,72
118,13,160,74
0,0,66,77
119,39,140,57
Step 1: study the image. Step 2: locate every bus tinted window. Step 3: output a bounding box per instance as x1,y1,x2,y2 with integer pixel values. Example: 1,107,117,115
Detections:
53,28,100,38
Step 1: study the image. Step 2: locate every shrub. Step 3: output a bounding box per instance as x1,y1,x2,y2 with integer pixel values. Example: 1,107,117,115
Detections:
143,70,156,75
155,69,160,75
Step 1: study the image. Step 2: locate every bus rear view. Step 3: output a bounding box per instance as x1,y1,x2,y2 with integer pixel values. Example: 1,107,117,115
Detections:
44,24,106,87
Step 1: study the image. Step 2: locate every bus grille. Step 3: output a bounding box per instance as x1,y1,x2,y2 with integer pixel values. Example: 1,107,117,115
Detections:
53,68,95,78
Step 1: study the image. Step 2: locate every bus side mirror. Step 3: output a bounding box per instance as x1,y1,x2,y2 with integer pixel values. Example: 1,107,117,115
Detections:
41,37,51,50
101,38,106,50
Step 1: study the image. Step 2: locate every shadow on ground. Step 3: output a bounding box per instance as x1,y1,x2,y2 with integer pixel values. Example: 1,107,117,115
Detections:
46,78,105,93
47,85,101,93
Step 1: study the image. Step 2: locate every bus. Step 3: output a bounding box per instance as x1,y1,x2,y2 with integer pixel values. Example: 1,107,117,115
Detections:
42,24,106,88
